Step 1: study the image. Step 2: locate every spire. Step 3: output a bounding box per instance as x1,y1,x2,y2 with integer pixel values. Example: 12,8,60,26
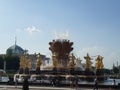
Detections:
15,36,17,46
117,61,118,67
113,63,115,68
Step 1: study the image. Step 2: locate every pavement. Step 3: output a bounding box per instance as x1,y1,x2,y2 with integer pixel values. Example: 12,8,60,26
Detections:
0,85,119,90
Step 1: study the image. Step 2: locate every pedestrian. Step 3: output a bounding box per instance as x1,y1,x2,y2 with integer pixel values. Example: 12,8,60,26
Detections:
22,77,29,90
93,77,98,90
52,77,56,87
75,75,79,90
112,79,116,85
15,76,18,88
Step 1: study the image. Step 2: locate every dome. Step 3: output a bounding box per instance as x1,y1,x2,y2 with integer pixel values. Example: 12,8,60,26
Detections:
6,44,24,55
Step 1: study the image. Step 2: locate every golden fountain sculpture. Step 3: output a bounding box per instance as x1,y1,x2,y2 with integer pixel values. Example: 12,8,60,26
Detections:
36,53,42,70
68,53,75,69
20,54,31,69
20,55,25,69
76,57,82,64
19,53,31,74
95,55,104,69
84,53,93,69
52,53,58,68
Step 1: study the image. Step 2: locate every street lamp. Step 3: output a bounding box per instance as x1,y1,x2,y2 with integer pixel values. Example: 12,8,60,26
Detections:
3,55,6,71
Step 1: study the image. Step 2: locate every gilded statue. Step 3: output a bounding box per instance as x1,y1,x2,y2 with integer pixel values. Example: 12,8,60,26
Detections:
95,55,104,69
36,53,42,69
20,54,31,69
52,53,58,68
69,53,75,69
26,58,31,69
84,53,92,69
76,58,82,64
20,55,26,69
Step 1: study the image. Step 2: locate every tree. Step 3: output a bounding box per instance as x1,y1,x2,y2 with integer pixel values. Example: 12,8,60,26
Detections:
103,68,111,74
113,66,119,74
5,55,20,71
0,55,4,69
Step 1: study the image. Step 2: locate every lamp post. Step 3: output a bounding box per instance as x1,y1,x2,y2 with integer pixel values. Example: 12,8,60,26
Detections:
3,55,6,71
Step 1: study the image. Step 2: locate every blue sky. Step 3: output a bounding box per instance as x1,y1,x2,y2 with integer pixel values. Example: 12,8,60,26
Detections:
0,0,120,69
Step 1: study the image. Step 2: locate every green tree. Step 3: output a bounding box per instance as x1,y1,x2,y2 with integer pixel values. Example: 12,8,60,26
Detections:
5,55,20,71
113,66,119,74
0,55,4,69
103,68,111,74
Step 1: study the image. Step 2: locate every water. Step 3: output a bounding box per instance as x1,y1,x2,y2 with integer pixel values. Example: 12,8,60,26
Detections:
103,78,120,85
78,78,120,85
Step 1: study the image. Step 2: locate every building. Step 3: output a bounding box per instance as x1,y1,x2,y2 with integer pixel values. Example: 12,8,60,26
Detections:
6,44,25,56
0,39,50,71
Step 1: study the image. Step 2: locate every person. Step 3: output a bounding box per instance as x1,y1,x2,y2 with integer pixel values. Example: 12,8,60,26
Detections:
52,77,56,87
93,77,98,90
22,77,29,90
75,76,79,90
15,75,18,88
113,79,116,85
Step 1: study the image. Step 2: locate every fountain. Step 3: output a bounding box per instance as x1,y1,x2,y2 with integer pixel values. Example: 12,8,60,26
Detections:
14,33,108,87
49,39,73,72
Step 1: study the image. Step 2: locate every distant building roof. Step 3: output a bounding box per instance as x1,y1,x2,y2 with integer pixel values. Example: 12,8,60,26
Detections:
6,44,24,55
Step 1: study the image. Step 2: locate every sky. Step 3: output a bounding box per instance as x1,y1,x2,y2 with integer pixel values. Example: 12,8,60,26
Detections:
0,0,120,69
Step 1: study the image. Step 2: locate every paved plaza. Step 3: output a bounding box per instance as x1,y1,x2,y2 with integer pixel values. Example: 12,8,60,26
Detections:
0,85,119,90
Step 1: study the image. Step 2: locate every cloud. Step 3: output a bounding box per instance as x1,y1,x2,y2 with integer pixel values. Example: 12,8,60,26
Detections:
16,26,41,35
24,26,41,34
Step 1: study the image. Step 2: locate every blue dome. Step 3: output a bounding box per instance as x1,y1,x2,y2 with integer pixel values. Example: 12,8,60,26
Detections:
6,44,24,55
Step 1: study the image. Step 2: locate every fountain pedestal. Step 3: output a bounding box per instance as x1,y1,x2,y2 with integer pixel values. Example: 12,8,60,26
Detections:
69,68,74,75
85,69,94,82
24,67,29,74
19,68,24,74
96,69,104,81
36,67,41,74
